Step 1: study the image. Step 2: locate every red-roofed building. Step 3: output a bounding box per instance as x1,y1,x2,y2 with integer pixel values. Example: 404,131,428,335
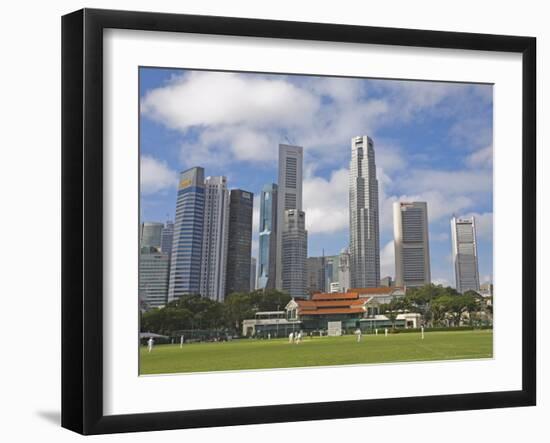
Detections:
282,288,414,333
240,288,415,338
286,292,379,322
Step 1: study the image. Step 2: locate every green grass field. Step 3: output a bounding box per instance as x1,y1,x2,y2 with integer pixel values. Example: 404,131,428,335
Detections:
140,330,493,375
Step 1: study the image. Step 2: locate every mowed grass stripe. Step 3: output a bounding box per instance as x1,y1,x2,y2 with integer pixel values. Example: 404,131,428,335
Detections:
140,330,493,375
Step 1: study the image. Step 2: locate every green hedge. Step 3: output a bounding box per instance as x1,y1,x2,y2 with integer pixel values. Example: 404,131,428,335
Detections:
388,326,493,334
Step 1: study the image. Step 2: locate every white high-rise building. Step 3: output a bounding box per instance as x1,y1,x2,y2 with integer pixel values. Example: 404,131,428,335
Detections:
451,216,480,293
140,222,163,250
349,136,380,288
200,176,230,302
250,257,257,291
139,249,170,309
393,201,431,288
160,220,174,257
338,247,351,292
281,209,308,298
276,144,304,290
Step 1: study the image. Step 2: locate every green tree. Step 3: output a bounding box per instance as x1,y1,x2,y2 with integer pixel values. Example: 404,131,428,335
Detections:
380,298,403,329
223,292,255,331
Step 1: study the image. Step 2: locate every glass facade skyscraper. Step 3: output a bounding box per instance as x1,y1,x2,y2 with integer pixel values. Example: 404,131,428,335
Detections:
393,201,431,287
139,247,170,309
168,167,205,301
257,183,278,290
276,145,304,290
160,220,174,257
200,176,230,302
225,189,254,296
451,216,480,293
140,222,163,250
281,209,308,298
349,135,380,288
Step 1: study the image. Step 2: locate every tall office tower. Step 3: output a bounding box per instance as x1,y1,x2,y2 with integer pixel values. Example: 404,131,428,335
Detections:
281,209,308,298
451,216,480,293
257,183,278,289
325,256,339,291
349,136,380,288
306,256,326,294
250,257,257,291
160,220,174,256
276,144,303,290
139,247,170,309
338,247,351,292
140,222,163,250
393,201,431,288
200,176,230,302
168,167,205,301
225,189,254,296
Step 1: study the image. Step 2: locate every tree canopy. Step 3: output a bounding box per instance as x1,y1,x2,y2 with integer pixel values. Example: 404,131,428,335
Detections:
141,290,291,336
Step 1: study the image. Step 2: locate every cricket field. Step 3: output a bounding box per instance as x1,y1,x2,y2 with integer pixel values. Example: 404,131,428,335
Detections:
140,329,492,375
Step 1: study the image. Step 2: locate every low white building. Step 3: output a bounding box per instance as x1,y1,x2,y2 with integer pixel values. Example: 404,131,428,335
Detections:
241,311,301,337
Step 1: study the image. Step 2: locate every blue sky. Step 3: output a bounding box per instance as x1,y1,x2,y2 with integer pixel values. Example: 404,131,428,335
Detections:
139,67,493,287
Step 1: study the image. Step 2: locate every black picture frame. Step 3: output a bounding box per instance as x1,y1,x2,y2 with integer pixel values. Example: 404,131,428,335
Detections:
61,8,536,435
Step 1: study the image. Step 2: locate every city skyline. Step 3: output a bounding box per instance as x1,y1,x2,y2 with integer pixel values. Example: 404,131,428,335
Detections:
140,68,493,287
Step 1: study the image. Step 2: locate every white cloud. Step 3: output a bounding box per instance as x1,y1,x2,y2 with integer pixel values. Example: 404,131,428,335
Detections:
375,80,460,121
141,71,319,130
375,142,407,173
466,145,493,169
465,212,493,240
449,116,493,150
140,155,178,195
399,169,492,196
303,168,348,234
143,72,480,173
380,241,395,278
432,232,450,242
432,277,452,287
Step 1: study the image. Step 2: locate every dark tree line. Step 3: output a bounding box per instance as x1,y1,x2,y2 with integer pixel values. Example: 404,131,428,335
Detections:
141,290,291,336
380,284,492,328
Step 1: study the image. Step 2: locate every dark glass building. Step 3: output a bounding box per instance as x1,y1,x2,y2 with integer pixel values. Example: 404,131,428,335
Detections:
257,183,278,290
225,189,254,296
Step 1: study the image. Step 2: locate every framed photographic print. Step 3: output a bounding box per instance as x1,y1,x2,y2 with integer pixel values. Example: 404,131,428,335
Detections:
61,8,536,435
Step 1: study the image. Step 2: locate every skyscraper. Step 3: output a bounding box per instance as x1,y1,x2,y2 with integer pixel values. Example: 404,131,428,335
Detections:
225,189,254,296
160,220,174,256
349,135,380,288
393,201,431,288
281,209,308,298
168,167,205,301
250,257,257,291
200,176,230,302
306,256,326,295
257,183,278,290
140,222,163,250
139,247,170,309
338,247,351,292
451,216,480,293
276,144,304,290
324,255,339,291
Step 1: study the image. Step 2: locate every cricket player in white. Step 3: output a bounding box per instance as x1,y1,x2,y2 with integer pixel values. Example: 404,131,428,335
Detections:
288,332,294,343
147,337,154,353
355,328,362,342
